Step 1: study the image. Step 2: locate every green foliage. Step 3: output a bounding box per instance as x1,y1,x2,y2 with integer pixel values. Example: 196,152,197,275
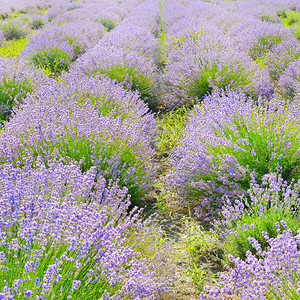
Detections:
0,13,9,20
249,35,282,61
0,238,112,299
205,110,300,190
178,206,220,293
99,18,115,32
156,105,191,152
1,21,28,40
268,272,300,300
28,47,72,78
0,37,28,58
65,35,83,58
186,63,252,100
29,19,44,30
92,65,157,109
0,76,33,122
261,15,275,22
278,9,300,40
170,31,204,50
223,208,299,262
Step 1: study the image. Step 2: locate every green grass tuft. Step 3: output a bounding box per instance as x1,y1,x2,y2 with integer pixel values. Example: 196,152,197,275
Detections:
28,47,72,78
0,37,28,58
223,208,300,262
156,105,191,152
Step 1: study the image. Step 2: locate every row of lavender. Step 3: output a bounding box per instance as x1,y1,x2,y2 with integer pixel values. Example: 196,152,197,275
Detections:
1,0,300,298
0,0,174,299
158,0,300,299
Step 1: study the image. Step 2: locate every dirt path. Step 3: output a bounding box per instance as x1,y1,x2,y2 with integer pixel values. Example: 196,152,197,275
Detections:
141,150,223,300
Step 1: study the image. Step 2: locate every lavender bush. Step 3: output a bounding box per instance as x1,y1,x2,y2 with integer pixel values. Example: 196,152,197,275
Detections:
0,75,156,202
162,35,273,109
0,162,171,299
22,19,106,77
70,47,160,110
0,58,46,122
0,20,29,40
165,90,300,218
277,58,300,100
201,228,300,300
221,173,300,261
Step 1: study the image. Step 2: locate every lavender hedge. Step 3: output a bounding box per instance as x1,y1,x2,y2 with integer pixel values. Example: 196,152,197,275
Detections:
0,75,157,202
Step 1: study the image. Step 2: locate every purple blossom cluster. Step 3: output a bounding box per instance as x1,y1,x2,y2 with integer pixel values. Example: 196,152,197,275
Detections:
160,0,274,109
200,228,300,300
20,18,106,70
0,161,171,299
221,172,300,227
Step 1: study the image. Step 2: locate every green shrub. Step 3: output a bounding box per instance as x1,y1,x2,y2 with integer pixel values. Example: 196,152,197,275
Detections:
1,21,28,40
0,76,33,122
99,18,115,32
29,19,44,30
28,47,72,77
223,209,299,262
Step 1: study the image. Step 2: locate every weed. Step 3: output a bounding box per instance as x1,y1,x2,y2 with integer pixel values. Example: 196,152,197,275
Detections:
99,18,115,32
178,206,220,293
156,105,191,152
0,37,28,58
28,47,72,77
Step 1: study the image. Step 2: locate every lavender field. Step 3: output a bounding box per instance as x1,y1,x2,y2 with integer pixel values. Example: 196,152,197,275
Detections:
0,0,299,299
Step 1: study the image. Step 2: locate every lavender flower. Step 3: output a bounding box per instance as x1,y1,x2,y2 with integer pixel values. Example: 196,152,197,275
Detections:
201,229,300,299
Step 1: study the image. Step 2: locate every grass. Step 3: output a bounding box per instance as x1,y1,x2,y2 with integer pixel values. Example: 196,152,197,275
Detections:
0,37,28,58
156,105,192,152
177,206,220,293
278,9,300,40
91,65,158,109
28,47,73,78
